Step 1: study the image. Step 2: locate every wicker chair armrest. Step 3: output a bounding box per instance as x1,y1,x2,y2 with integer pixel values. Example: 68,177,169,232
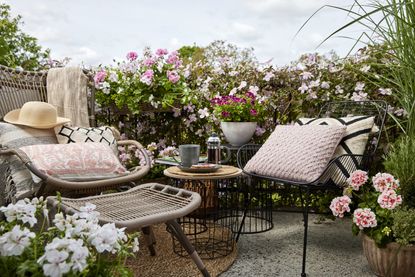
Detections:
0,140,151,190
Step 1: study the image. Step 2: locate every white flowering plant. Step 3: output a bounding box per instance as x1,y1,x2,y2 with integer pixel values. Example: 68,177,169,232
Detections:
0,196,140,277
94,47,191,114
330,170,404,246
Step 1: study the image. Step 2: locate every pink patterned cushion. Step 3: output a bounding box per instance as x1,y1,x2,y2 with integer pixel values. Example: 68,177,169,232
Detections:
244,125,346,183
19,143,128,181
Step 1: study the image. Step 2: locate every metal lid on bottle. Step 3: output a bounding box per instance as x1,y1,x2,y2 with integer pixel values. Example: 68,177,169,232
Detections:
207,133,220,143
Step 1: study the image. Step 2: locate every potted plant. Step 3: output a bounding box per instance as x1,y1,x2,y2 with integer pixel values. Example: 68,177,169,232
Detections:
210,91,264,146
94,48,190,115
0,196,140,276
330,165,415,277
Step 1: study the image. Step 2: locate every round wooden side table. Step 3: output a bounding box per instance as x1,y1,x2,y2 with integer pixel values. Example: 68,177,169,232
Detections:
164,165,242,259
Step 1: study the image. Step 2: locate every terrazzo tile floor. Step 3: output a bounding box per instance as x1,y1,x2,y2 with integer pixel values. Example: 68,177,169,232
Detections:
221,212,374,277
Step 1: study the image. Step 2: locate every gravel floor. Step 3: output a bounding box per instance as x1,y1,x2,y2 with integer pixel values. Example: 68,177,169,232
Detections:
221,212,375,277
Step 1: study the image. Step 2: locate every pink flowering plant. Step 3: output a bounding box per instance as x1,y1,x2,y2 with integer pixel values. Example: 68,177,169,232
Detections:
330,170,403,245
210,91,265,122
0,196,140,276
94,47,190,114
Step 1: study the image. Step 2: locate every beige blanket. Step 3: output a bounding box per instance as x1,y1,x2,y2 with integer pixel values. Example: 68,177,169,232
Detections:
47,67,90,127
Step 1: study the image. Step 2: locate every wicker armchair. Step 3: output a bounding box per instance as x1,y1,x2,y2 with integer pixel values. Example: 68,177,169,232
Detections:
236,100,388,277
0,64,149,198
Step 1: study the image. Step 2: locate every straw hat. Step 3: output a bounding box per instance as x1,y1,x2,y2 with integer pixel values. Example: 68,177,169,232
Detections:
4,101,71,129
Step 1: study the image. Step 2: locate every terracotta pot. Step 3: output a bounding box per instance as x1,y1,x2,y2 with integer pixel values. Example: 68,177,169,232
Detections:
362,233,415,277
220,122,257,146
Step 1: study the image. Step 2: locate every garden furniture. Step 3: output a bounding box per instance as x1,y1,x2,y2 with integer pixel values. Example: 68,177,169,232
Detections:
47,183,210,277
0,64,151,199
236,100,388,277
163,165,242,259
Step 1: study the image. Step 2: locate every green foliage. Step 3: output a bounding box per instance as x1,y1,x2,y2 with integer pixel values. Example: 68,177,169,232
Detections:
94,48,190,115
211,93,265,122
313,0,415,137
384,136,415,207
392,207,415,245
0,4,50,70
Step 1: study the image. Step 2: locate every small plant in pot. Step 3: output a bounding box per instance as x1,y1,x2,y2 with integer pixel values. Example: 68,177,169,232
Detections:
210,91,265,146
330,136,415,277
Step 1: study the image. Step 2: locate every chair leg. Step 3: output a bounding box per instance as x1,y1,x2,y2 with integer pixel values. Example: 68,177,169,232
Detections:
142,226,156,256
300,187,310,277
166,219,210,277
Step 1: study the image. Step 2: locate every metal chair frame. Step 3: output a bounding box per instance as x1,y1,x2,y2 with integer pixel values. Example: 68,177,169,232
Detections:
236,100,388,277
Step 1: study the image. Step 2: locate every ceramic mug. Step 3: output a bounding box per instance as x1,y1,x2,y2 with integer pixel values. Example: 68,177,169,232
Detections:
173,144,200,168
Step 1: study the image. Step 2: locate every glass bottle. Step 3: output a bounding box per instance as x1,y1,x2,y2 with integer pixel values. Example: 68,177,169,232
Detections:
207,133,221,164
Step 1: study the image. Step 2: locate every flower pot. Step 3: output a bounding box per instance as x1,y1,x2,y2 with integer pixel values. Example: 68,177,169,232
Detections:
220,122,257,146
362,233,415,277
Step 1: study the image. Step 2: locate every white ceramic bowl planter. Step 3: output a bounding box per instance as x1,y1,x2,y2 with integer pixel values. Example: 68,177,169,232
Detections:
220,122,257,146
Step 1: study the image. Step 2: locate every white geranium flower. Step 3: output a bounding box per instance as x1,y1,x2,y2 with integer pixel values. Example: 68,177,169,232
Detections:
320,81,330,89
79,203,100,221
360,65,371,72
0,200,37,227
0,225,35,256
354,82,365,91
90,223,119,253
198,108,210,119
42,250,71,277
378,87,392,96
335,85,344,94
68,239,89,272
238,81,247,90
132,237,140,253
229,87,237,95
298,83,308,94
300,71,313,80
109,72,118,82
263,72,274,82
117,227,128,242
309,79,320,88
351,91,368,101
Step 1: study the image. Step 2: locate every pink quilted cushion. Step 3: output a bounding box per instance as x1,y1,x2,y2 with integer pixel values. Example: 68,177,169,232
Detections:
19,143,128,181
244,125,346,183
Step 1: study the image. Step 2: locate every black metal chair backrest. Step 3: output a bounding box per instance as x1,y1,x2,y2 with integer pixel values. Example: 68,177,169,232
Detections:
318,100,388,163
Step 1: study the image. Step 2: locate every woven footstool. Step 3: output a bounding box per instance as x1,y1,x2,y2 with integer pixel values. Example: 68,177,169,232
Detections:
47,183,210,277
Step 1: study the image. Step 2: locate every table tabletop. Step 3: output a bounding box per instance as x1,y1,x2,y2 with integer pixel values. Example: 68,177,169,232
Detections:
163,165,242,180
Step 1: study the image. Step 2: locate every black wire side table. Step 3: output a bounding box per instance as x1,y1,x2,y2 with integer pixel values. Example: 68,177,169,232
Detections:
222,144,274,235
164,165,242,259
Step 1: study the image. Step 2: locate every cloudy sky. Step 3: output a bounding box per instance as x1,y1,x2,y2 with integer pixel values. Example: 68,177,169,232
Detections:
4,0,366,66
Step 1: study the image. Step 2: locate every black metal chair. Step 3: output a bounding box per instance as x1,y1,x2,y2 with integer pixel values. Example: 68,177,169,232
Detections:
235,100,388,277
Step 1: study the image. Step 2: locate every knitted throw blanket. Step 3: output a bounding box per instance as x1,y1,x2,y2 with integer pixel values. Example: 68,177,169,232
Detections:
47,67,90,127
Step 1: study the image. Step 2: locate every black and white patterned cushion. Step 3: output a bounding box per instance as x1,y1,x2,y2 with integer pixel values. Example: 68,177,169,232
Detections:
295,116,375,183
54,125,118,154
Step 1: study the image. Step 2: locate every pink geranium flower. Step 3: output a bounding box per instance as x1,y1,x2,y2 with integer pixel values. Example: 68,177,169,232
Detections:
372,173,399,192
94,71,107,85
353,208,377,230
143,58,155,66
126,51,138,61
167,51,179,65
377,189,402,210
156,48,168,56
167,70,180,83
330,195,351,218
347,170,368,191
140,69,154,85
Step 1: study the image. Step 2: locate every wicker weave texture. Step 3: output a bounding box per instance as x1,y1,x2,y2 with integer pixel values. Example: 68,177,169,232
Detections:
48,183,202,230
